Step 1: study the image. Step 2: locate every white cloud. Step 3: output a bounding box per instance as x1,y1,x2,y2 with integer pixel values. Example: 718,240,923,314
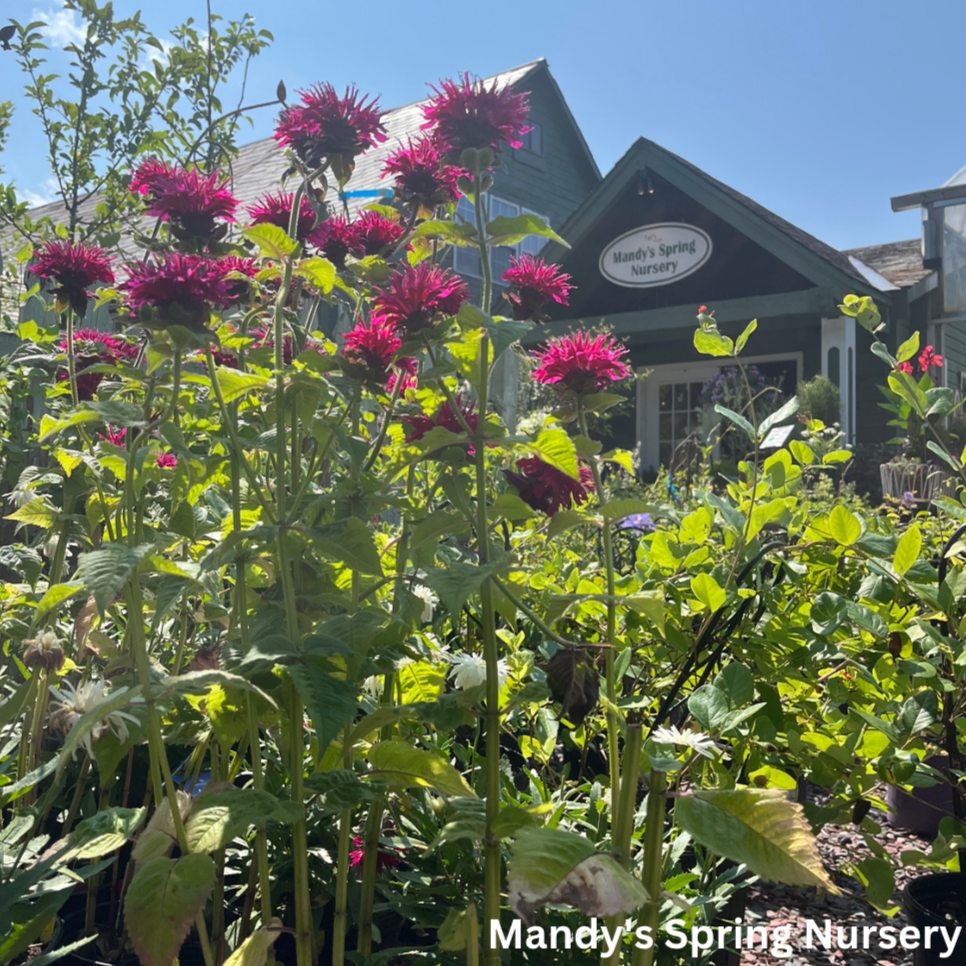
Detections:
31,5,86,48
20,177,60,209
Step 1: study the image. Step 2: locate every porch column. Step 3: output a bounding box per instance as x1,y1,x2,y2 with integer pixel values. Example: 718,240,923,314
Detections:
820,316,856,445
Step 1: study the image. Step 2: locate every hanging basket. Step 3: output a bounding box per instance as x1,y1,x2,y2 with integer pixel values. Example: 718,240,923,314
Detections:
879,461,957,504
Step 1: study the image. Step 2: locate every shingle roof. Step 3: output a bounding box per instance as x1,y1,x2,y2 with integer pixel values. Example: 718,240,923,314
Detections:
844,239,933,288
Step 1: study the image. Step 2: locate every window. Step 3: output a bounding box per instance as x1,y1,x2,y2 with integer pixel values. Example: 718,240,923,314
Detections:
519,123,543,156
452,196,550,279
658,381,704,469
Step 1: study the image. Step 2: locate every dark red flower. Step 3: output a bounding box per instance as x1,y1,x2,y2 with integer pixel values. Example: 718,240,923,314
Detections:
314,215,364,269
531,331,631,395
121,253,232,324
371,263,470,337
274,83,387,171
354,210,406,257
98,425,127,447
385,367,418,396
59,329,138,399
423,73,530,159
156,452,177,468
896,361,914,375
349,836,403,874
919,346,944,372
403,396,479,455
504,456,594,516
341,319,415,387
382,137,461,209
213,255,260,303
132,162,238,238
502,255,574,321
31,240,115,317
249,326,322,366
246,192,326,246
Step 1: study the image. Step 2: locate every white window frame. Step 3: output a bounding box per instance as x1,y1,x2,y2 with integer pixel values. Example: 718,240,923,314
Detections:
452,196,550,279
637,352,803,473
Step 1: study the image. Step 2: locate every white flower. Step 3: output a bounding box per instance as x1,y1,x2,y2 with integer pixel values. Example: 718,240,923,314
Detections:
362,675,384,698
447,652,509,691
652,725,718,759
43,534,60,560
413,584,438,623
48,679,140,757
5,486,34,508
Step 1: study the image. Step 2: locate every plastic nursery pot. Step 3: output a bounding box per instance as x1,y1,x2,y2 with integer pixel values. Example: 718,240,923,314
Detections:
902,873,966,966
884,756,954,838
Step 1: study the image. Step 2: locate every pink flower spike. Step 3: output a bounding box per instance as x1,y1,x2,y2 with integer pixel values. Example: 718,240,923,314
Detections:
121,253,233,323
371,263,470,337
504,457,594,516
156,452,177,469
531,331,631,396
502,255,573,321
131,162,238,238
31,240,115,317
381,137,462,208
246,192,325,246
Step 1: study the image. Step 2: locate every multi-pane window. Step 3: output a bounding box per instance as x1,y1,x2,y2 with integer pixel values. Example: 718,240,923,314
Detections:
519,123,543,156
658,381,703,469
452,196,550,279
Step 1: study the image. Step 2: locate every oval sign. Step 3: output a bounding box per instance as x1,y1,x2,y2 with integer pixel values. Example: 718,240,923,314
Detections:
599,223,712,288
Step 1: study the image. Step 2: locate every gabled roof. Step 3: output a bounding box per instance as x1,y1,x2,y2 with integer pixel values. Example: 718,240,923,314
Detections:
845,239,932,289
14,59,596,237
544,137,884,298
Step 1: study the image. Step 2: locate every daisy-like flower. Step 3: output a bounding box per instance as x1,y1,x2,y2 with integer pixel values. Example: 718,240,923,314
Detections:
371,262,470,337
246,192,326,246
121,253,232,325
504,456,594,516
23,630,65,672
31,240,116,317
341,319,415,388
274,83,387,171
382,137,461,209
918,345,943,371
423,73,530,160
48,678,140,758
354,210,406,257
412,584,438,623
531,331,631,396
156,451,177,469
651,725,718,759
502,255,574,322
403,396,479,448
131,162,238,239
447,652,510,691
362,675,384,699
314,215,364,269
58,329,139,400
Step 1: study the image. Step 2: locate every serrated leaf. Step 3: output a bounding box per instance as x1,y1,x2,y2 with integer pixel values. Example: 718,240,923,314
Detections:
77,543,155,613
296,255,335,293
367,740,474,797
306,517,383,575
674,788,836,892
486,214,567,249
223,920,282,966
60,807,147,862
185,789,302,853
526,427,579,480
124,854,216,966
242,223,299,261
287,664,358,761
214,368,271,403
5,498,59,529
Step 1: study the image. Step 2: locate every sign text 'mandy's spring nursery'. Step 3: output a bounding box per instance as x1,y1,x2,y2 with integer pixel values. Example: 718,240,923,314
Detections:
598,222,712,288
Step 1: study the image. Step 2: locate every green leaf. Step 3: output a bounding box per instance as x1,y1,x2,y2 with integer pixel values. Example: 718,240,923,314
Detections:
486,213,568,249
424,558,505,616
827,505,861,547
688,685,730,731
124,855,216,966
155,670,277,708
735,318,758,354
810,591,847,636
77,543,155,613
60,807,147,862
223,921,282,966
214,368,271,403
896,332,920,363
296,256,335,293
484,316,532,362
412,219,479,247
307,517,383,576
37,409,103,441
367,740,475,797
409,511,470,550
600,498,653,521
849,707,901,744
713,663,754,709
579,392,626,415
546,509,590,539
528,428,579,480
5,498,59,529
287,664,358,761
926,440,961,472
925,387,956,417
899,691,939,735
714,405,754,440
35,582,85,621
693,328,734,358
758,396,801,437
690,572,726,612
185,789,302,853
854,858,896,912
894,524,922,577
507,827,647,922
675,789,836,892
839,295,883,334
242,224,299,260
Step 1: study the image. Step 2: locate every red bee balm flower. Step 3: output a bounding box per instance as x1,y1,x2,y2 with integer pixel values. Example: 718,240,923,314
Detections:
342,319,415,387
31,240,115,317
247,192,326,246
214,256,260,302
156,452,177,469
372,263,470,337
403,397,479,450
919,346,944,371
502,255,574,321
423,73,530,159
274,83,386,170
121,253,232,324
131,162,238,238
130,158,175,197
504,457,594,516
314,215,364,269
349,837,403,874
382,137,461,208
60,330,138,399
354,210,406,257
531,331,631,395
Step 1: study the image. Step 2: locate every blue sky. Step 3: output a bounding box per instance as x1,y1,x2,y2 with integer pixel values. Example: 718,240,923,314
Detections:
1,0,962,251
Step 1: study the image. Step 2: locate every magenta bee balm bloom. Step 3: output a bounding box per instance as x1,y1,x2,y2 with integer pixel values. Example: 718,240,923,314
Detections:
131,161,238,239
371,263,470,337
31,240,115,317
58,329,138,399
342,319,416,387
502,255,574,321
423,73,530,159
504,457,594,516
354,210,407,257
531,331,631,396
121,253,232,324
314,215,364,270
246,192,326,246
382,137,461,209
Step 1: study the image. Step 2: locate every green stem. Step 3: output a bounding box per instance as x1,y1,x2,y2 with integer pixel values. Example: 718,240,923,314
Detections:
65,309,79,410
332,723,354,966
356,800,386,956
632,771,667,966
466,903,479,966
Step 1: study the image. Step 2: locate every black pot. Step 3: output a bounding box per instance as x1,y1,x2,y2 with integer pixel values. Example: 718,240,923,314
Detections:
902,873,966,966
884,756,954,838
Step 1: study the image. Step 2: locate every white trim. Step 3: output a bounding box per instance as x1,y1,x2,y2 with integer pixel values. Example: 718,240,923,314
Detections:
821,317,856,444
637,352,804,473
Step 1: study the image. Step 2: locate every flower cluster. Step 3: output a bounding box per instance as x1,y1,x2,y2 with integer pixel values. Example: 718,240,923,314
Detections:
372,263,470,338
341,319,416,388
30,240,115,317
382,137,462,209
504,456,594,516
48,678,140,758
502,255,573,321
423,73,530,160
274,83,386,171
531,331,630,395
23,630,65,672
59,328,139,399
403,397,478,448
897,345,944,375
247,192,326,246
130,160,238,239
353,210,407,257
121,253,233,324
